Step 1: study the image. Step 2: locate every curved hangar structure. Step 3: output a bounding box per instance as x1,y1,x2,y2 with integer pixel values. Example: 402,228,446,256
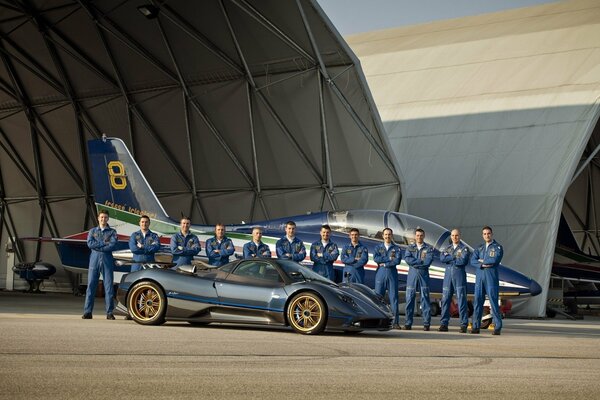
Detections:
347,0,600,316
0,0,401,291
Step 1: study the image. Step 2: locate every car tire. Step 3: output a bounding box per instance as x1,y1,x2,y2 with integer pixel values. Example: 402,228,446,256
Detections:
127,281,167,325
287,292,327,335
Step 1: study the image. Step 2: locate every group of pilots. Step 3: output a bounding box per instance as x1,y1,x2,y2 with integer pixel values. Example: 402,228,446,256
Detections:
82,211,504,335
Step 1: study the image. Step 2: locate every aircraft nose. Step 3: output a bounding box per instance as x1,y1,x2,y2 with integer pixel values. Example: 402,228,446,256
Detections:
529,279,542,297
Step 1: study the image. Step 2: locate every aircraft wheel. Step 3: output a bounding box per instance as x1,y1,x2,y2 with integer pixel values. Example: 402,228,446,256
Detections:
127,281,166,325
287,292,327,335
480,316,492,329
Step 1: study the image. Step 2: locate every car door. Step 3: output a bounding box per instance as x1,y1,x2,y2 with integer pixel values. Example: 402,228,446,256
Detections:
215,260,288,313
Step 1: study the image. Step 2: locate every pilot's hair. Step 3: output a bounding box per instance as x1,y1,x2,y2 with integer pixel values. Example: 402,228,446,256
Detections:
215,222,225,229
251,226,263,233
382,227,393,235
180,216,191,223
321,224,331,231
349,228,360,234
482,226,493,233
98,209,109,217
415,228,425,235
139,215,150,222
285,221,296,227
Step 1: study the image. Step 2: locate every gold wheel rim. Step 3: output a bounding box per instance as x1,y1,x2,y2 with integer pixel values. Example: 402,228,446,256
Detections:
288,295,323,332
129,284,162,321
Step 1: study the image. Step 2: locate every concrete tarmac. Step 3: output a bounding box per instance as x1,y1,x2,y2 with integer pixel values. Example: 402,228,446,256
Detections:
1,291,599,399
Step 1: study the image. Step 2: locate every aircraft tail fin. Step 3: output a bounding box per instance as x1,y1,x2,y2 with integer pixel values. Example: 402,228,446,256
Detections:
87,137,170,224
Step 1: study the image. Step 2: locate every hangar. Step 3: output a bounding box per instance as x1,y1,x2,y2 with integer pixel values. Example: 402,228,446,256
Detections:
347,0,600,316
0,0,401,291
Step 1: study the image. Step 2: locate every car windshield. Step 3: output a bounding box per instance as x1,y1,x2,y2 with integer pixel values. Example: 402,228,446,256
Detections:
277,260,334,285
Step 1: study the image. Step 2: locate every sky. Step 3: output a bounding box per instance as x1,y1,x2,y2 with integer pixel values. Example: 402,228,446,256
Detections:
316,0,560,35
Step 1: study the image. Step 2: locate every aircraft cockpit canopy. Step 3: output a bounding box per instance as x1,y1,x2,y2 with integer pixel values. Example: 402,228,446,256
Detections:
327,210,454,251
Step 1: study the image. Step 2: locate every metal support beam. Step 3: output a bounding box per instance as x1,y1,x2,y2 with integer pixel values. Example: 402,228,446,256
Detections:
317,70,337,209
571,141,600,185
155,15,208,223
230,0,315,64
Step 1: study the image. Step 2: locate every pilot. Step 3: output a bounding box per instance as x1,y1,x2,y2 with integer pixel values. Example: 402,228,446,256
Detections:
276,221,306,262
243,227,272,259
170,216,201,268
373,227,401,329
205,223,235,266
403,228,434,331
128,215,161,272
341,228,368,283
470,226,504,335
309,225,340,281
438,229,470,333
82,210,118,320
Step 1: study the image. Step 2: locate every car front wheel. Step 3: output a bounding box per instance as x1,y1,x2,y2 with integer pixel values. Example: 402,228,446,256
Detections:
287,292,327,335
127,281,166,325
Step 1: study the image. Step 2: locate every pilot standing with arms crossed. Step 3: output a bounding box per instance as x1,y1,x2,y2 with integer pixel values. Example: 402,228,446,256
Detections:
243,227,272,259
404,228,434,331
310,225,339,281
470,226,504,335
206,223,235,266
128,215,161,272
438,229,470,333
170,217,201,268
373,228,401,329
340,228,368,283
276,221,306,262
82,210,118,320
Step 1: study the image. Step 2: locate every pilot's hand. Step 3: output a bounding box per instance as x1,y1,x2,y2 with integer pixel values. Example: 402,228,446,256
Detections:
177,246,183,251
285,253,291,258
137,242,143,249
478,259,483,263
317,252,323,257
214,249,220,253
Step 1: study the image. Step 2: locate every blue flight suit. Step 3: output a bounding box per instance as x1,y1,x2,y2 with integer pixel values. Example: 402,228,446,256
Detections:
373,243,401,325
128,230,161,272
243,241,272,259
439,242,470,328
404,242,434,327
310,241,340,281
276,237,306,262
340,242,368,283
170,231,201,267
205,236,235,266
471,240,504,331
84,225,118,315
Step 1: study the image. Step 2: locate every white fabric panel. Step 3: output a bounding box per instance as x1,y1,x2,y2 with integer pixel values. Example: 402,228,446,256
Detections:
348,0,600,316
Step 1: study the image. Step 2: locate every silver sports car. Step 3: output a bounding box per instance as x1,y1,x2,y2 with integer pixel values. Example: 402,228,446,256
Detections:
116,259,393,335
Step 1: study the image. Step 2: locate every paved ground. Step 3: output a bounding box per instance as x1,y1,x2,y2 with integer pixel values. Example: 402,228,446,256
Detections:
1,291,599,399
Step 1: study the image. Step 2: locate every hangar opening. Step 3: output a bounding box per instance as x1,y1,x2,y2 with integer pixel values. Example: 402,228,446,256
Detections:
0,1,401,292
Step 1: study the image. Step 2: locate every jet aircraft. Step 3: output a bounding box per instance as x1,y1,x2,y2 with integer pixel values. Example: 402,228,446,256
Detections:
33,137,543,310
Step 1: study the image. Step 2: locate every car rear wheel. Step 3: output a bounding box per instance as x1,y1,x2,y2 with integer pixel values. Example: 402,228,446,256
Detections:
287,292,327,335
127,281,166,325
